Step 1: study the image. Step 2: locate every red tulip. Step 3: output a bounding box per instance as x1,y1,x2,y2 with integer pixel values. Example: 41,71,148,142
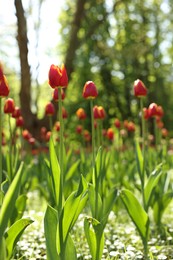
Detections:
76,108,87,120
127,121,136,132
93,106,106,120
143,108,150,120
107,128,114,140
82,81,98,99
48,64,68,88
0,64,10,97
45,131,51,142
45,102,55,116
76,125,83,134
22,129,32,140
114,118,121,129
134,79,147,97
123,120,129,129
54,121,60,131
16,116,24,127
12,106,21,118
148,103,158,117
4,98,15,114
62,107,68,119
83,130,91,142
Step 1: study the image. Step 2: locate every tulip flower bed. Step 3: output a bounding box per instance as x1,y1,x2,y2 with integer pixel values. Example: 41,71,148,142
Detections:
0,63,173,260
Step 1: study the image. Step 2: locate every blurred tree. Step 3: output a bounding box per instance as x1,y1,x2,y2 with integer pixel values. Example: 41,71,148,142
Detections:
14,0,57,139
61,0,173,129
13,0,173,138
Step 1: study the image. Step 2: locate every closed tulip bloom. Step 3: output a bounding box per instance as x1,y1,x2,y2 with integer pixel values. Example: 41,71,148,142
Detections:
76,108,87,120
54,121,60,131
12,106,21,118
134,79,147,97
45,102,55,116
45,131,51,142
123,120,129,129
22,129,32,140
0,64,10,97
98,106,106,119
148,103,158,117
93,106,100,119
76,125,83,134
127,121,136,132
107,128,114,140
16,116,24,127
83,130,91,142
62,107,68,119
93,105,105,120
48,64,68,88
4,98,15,114
114,118,121,129
82,81,98,99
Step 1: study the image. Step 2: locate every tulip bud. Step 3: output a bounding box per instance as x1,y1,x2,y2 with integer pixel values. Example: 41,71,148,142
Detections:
48,64,68,88
45,102,55,116
4,98,15,114
82,81,98,99
0,64,10,97
134,79,147,97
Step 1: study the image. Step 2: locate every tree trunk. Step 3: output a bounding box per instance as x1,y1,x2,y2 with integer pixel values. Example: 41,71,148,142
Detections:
14,0,33,123
64,0,87,77
14,0,56,139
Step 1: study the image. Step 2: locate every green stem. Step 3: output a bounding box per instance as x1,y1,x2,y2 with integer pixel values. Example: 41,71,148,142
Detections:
58,88,64,175
90,99,95,172
90,100,99,219
143,239,148,260
58,87,64,213
140,98,147,210
8,114,13,181
0,97,2,203
49,116,53,132
140,98,145,154
154,117,158,150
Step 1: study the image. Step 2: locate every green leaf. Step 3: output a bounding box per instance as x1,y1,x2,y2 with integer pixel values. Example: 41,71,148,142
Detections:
144,164,163,210
10,194,27,224
63,234,77,260
65,160,80,181
102,189,118,228
120,189,149,242
57,175,88,253
0,162,24,243
49,137,62,209
95,147,103,179
5,218,33,260
84,217,104,260
88,184,103,221
135,140,144,183
153,191,173,225
0,237,6,260
44,205,59,260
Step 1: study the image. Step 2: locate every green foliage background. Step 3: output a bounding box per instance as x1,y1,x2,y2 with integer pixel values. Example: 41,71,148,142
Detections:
1,0,173,133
